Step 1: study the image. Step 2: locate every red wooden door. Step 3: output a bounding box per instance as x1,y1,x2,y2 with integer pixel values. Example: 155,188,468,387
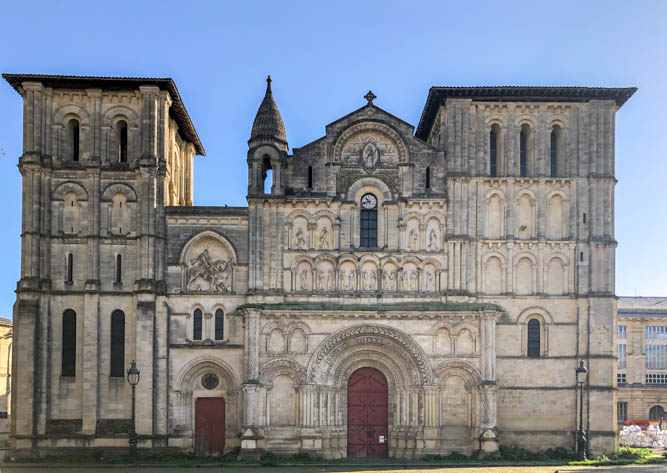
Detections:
347,367,388,457
195,397,225,456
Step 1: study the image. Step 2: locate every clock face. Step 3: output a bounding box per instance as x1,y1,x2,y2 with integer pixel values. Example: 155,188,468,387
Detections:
361,194,377,209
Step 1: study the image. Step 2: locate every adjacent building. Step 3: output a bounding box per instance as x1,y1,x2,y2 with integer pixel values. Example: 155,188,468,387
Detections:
617,297,667,425
3,72,635,458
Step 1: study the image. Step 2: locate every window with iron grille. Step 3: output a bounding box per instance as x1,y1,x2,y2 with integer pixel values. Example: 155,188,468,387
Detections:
646,373,667,384
489,129,498,177
618,343,626,369
646,326,667,339
617,325,626,339
649,405,665,420
360,194,378,248
617,372,627,384
646,345,667,369
617,402,628,423
527,319,540,358
519,128,528,177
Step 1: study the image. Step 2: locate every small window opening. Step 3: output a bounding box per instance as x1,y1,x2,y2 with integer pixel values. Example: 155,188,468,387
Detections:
583,213,586,224
519,125,528,177
118,121,128,163
550,126,561,177
66,253,73,283
580,251,584,262
61,309,76,376
193,309,203,340
527,318,541,358
215,309,224,341
262,156,273,195
69,119,80,162
307,166,313,189
425,167,431,190
110,310,125,377
489,128,498,177
115,254,122,283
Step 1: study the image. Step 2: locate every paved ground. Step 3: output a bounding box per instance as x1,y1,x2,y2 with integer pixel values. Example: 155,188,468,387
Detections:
1,465,666,473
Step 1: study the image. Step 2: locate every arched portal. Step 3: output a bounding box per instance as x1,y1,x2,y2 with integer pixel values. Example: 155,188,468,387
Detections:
347,367,388,458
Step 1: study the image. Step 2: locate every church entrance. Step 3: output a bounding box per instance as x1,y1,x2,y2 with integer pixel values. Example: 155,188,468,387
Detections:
195,397,225,456
347,367,388,457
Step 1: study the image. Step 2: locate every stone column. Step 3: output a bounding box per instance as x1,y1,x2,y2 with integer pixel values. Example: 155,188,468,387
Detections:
479,310,499,454
240,308,262,457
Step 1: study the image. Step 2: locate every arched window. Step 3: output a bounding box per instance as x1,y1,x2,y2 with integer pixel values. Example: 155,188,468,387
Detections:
307,166,313,189
110,310,125,377
68,119,80,162
66,253,73,283
62,309,76,376
425,167,431,190
215,309,224,340
117,121,128,163
262,155,272,195
550,125,561,177
489,126,499,177
115,254,122,283
360,193,378,247
649,405,665,420
519,124,531,177
527,318,540,358
193,308,203,340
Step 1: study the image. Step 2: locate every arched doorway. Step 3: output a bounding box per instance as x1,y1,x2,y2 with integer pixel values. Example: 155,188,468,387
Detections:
195,397,225,455
347,367,388,458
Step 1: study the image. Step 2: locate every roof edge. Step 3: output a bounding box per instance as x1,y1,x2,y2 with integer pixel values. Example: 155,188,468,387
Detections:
2,73,205,156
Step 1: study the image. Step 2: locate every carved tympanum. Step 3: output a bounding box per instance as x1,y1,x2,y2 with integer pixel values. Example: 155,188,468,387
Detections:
187,248,233,293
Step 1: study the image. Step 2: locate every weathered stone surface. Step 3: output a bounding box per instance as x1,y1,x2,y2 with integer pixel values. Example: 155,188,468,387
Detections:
4,75,634,458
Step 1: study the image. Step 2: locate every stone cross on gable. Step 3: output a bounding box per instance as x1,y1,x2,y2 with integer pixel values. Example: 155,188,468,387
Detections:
364,90,377,104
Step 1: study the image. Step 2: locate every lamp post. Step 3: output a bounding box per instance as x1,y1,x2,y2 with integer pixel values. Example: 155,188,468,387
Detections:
126,360,140,462
575,360,588,461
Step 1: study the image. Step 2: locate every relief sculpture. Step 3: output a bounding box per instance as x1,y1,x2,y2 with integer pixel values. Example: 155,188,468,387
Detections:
187,249,233,292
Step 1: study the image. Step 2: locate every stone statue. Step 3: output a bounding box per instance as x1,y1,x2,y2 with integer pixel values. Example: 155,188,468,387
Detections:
340,270,348,290
296,228,306,249
317,270,325,291
409,229,419,250
426,271,434,291
410,271,417,291
428,228,438,251
319,226,329,249
370,271,377,290
299,268,309,290
326,269,334,290
348,270,355,290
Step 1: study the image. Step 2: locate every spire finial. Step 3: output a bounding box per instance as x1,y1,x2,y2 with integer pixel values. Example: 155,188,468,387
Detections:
364,90,376,104
266,75,272,92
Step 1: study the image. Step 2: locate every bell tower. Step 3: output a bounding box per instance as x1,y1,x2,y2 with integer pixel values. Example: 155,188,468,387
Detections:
247,76,288,196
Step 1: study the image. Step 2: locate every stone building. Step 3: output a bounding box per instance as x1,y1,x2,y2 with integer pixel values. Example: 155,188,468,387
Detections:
0,319,12,445
3,73,636,458
616,297,667,425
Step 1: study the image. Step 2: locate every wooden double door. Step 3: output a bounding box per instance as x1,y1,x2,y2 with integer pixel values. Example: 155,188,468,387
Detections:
194,397,225,456
347,367,389,457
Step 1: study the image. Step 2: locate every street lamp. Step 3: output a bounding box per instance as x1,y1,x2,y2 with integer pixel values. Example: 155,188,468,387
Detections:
127,360,140,462
575,360,588,461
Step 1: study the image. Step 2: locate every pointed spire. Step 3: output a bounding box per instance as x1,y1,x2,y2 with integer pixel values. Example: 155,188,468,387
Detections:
248,75,288,152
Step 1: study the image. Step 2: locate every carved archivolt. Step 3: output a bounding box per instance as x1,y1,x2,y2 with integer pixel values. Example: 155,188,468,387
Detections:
307,324,433,385
101,182,137,202
260,357,306,385
52,181,89,201
332,122,408,165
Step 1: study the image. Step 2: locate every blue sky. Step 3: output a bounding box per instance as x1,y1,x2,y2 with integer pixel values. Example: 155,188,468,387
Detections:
0,0,665,316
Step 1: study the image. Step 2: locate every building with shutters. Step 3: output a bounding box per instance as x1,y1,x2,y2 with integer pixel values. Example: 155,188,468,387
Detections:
3,72,635,458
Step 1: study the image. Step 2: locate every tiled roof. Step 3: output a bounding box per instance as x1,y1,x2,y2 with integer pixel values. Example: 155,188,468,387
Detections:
415,85,638,140
2,73,205,155
248,76,288,152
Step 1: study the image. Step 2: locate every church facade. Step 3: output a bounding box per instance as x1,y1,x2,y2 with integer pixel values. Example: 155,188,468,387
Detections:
3,73,635,458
